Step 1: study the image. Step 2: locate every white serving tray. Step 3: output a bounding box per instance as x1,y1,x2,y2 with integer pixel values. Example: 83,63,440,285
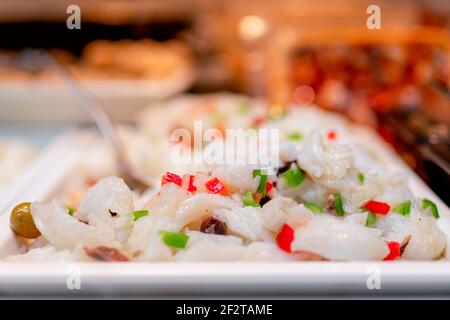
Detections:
0,128,449,298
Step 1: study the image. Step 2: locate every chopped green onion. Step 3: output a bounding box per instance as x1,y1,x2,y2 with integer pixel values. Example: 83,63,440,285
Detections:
67,207,75,216
243,191,260,207
281,164,304,188
304,202,323,214
393,201,411,216
159,230,189,249
133,210,149,221
288,132,303,141
334,193,345,216
357,172,365,185
422,199,439,218
253,169,268,194
365,212,376,227
238,101,250,114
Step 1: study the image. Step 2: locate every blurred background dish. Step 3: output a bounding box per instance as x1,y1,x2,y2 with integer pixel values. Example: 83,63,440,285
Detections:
0,0,448,202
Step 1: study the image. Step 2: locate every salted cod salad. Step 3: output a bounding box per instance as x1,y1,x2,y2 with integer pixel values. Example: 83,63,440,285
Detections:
4,99,448,262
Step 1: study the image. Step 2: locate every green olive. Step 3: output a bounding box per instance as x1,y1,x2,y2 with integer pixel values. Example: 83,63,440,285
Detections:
10,202,41,239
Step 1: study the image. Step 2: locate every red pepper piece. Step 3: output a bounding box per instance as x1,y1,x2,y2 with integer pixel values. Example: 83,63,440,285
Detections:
327,130,337,140
363,200,391,215
187,175,197,193
384,241,401,261
161,172,182,187
266,182,274,193
252,116,266,127
277,224,295,253
205,177,228,196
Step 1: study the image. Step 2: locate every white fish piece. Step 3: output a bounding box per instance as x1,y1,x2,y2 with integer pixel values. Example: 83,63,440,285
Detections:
174,239,244,262
32,200,115,251
296,178,328,204
350,143,385,174
213,206,272,242
5,245,73,263
261,196,298,232
145,182,190,218
291,214,389,261
212,162,259,194
262,106,347,140
136,232,173,262
297,130,353,181
372,178,413,208
279,141,299,163
285,204,313,228
128,214,178,246
127,216,155,254
127,216,173,260
376,212,410,243
127,215,177,261
78,176,134,228
343,212,368,226
241,242,295,261
375,189,413,209
376,205,446,260
278,177,323,203
342,175,382,209
174,193,236,230
401,213,446,260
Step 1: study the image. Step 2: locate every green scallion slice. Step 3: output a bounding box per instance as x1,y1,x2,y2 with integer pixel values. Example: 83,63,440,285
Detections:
238,101,250,114
357,172,365,185
334,193,345,216
365,212,376,227
67,207,75,216
288,132,303,141
243,191,260,207
133,210,149,221
253,169,268,194
422,199,439,219
281,164,304,188
159,230,189,249
393,201,411,216
304,202,323,214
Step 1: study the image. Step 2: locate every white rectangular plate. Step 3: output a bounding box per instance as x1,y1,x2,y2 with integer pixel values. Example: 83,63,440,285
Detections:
0,128,449,298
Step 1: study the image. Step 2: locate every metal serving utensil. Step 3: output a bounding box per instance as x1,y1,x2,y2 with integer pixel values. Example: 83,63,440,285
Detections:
16,49,151,192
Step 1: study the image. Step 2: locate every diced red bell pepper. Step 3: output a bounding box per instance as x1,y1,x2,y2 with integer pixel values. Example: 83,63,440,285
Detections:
161,172,182,187
205,177,228,196
327,130,337,140
277,224,295,253
266,182,274,193
363,200,391,215
384,241,401,261
187,175,197,193
252,116,266,127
